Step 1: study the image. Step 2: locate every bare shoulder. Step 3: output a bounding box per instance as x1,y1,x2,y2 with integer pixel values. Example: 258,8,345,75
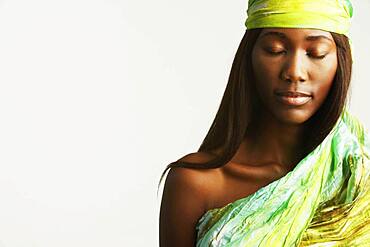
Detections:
178,151,219,164
171,151,222,198
159,152,220,247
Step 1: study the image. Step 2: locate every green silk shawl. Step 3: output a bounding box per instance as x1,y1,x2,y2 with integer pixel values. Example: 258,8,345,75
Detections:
195,109,370,246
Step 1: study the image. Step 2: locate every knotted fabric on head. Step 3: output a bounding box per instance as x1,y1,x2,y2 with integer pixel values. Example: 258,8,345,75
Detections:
245,0,353,37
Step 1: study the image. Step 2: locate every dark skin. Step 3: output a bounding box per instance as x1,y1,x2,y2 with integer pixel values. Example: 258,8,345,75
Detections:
239,28,338,170
159,28,338,247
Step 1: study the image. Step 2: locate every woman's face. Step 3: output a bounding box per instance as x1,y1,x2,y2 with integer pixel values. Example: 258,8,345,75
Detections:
251,28,338,125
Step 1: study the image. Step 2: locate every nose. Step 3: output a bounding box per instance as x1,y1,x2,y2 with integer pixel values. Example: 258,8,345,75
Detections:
280,51,308,83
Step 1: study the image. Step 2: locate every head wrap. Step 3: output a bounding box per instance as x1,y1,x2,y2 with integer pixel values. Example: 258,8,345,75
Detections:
245,0,353,37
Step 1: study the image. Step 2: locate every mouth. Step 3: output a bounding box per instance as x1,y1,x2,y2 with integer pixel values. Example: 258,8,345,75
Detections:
274,90,312,106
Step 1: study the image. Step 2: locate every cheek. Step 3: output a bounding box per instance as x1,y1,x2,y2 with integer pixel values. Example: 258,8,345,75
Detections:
252,56,280,95
312,79,334,106
311,58,337,102
253,55,279,78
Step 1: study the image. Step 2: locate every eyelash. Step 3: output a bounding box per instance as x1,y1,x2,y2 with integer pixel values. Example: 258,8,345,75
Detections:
266,50,327,59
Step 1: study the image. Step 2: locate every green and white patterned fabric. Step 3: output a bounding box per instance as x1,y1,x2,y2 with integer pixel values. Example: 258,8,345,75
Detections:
196,109,370,246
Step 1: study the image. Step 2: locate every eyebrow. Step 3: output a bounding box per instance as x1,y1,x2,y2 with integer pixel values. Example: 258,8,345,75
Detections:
260,31,333,43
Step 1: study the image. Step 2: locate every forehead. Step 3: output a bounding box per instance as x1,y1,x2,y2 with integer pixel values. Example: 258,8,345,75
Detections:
258,28,334,43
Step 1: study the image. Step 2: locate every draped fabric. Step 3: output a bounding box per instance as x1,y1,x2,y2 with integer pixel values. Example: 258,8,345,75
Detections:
195,109,370,246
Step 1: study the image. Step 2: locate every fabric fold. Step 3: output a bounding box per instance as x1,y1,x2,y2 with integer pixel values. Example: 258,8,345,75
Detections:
195,109,370,246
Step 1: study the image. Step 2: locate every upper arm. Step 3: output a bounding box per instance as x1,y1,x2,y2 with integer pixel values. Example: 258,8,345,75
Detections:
159,166,208,247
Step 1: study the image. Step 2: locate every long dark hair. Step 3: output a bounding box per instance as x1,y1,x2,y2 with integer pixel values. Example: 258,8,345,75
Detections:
158,28,352,190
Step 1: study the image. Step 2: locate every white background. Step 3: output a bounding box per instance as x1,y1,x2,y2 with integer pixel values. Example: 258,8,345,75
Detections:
0,0,369,246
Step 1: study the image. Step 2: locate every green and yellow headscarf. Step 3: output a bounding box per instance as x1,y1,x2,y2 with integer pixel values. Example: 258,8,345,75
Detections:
245,0,353,37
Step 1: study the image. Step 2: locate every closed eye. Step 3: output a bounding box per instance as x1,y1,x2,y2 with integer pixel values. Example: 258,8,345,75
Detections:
265,49,286,56
307,53,327,59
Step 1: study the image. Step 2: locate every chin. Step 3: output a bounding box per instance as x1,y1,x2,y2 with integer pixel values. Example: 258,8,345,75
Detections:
273,108,314,125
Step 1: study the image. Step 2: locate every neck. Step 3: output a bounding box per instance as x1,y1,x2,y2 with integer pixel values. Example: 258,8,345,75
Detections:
233,109,309,170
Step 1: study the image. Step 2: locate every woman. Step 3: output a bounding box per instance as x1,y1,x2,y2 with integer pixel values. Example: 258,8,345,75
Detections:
159,0,370,246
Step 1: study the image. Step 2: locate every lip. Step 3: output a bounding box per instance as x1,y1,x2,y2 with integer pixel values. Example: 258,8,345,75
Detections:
275,90,312,97
274,91,312,106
